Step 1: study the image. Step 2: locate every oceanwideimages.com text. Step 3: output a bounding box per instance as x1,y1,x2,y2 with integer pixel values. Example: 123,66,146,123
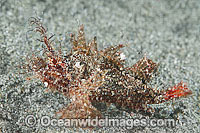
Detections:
20,115,181,129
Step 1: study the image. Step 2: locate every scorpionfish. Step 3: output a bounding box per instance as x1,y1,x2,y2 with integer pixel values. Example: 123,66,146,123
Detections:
25,17,192,120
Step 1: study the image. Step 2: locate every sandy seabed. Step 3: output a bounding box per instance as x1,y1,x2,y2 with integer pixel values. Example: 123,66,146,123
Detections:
0,0,200,132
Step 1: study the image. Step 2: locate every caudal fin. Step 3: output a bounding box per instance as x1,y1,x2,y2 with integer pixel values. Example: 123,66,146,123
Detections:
164,82,192,101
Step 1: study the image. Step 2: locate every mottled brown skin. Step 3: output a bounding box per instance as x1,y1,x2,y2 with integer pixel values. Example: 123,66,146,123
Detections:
25,17,192,120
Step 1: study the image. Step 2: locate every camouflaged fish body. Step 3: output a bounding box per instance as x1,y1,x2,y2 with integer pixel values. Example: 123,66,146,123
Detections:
26,18,192,119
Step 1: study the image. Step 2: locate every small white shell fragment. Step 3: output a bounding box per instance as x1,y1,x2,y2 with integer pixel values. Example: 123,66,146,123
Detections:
75,62,81,68
44,82,48,87
84,103,87,107
97,68,101,71
120,53,126,60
